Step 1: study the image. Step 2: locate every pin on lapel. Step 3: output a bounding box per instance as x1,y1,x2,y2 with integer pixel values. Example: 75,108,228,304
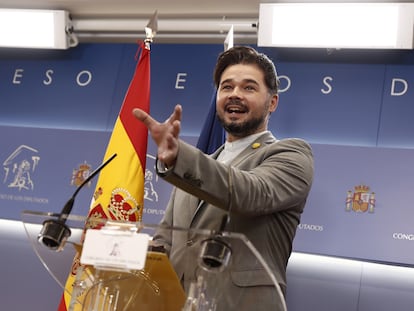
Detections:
251,143,261,149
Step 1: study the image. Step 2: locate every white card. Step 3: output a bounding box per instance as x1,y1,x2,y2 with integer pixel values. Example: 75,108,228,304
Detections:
80,228,149,270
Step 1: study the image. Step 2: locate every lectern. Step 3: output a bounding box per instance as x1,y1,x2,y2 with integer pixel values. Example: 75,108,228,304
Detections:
22,210,286,311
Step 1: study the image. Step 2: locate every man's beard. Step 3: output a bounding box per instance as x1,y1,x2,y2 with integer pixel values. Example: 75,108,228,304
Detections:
217,111,268,138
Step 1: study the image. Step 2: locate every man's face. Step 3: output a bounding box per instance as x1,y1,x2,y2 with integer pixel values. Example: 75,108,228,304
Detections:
216,63,278,141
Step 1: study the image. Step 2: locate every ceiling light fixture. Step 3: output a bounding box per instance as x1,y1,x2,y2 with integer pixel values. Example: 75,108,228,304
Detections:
0,8,78,49
258,3,414,49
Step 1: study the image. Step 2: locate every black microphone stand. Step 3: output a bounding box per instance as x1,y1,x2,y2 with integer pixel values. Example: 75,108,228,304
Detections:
38,153,117,251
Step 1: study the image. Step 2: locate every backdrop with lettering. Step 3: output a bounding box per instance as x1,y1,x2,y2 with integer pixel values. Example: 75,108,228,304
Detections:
1,43,414,266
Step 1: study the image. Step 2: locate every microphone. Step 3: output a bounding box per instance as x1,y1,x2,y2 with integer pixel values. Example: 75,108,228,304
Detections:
199,214,232,272
38,153,117,251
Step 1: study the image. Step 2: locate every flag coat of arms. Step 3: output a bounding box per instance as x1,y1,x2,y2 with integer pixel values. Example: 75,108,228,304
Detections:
58,41,150,311
346,184,376,213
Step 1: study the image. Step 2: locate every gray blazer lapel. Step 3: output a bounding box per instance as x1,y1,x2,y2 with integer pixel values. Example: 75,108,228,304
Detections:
190,199,207,227
230,132,277,167
190,144,225,225
210,145,225,159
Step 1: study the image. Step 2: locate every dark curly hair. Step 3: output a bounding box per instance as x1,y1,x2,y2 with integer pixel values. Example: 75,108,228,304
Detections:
213,46,279,95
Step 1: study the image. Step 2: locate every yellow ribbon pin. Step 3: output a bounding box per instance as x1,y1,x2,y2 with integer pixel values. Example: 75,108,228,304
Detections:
252,143,261,149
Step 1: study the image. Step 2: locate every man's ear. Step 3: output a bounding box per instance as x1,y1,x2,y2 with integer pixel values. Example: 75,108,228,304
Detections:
269,94,278,113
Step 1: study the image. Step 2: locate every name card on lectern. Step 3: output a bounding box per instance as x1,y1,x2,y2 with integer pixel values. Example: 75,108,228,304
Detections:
80,228,150,270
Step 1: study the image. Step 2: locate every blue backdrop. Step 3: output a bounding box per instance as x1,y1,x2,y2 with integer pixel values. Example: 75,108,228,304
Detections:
1,43,414,267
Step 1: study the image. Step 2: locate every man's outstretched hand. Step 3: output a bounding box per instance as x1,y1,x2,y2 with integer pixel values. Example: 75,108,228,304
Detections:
133,104,182,167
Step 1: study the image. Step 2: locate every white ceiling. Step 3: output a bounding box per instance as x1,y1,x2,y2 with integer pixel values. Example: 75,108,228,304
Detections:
0,0,412,44
0,0,410,17
0,0,265,17
0,0,268,44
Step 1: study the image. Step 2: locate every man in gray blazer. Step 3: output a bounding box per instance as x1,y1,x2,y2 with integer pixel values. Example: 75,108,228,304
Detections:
133,46,314,311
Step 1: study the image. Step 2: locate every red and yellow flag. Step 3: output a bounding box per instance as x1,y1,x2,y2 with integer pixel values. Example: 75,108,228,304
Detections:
58,41,150,311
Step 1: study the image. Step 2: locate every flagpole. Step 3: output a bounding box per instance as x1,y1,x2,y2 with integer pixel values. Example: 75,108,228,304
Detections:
144,10,158,50
224,25,234,51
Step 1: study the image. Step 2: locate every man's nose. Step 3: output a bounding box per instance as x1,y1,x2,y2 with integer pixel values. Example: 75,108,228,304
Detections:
229,86,242,98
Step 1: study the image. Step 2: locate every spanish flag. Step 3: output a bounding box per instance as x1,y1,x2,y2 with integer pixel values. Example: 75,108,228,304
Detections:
57,41,150,311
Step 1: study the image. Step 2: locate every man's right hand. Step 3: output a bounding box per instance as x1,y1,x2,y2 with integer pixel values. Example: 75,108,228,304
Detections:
132,104,182,167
